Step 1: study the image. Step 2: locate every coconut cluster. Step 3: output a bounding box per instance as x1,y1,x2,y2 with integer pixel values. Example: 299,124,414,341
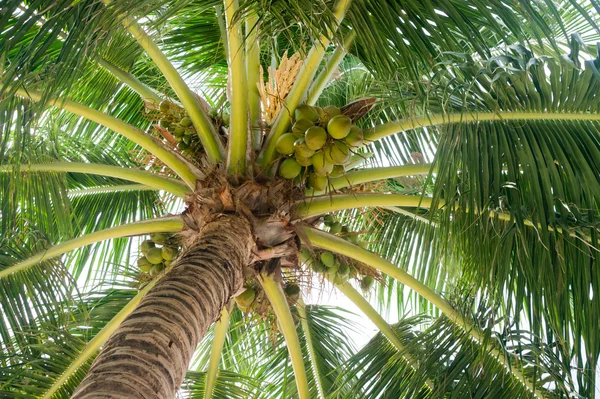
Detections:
154,100,229,157
234,282,301,314
276,104,364,190
136,233,180,276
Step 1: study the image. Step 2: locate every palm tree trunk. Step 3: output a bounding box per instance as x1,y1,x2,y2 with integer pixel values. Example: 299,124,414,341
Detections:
72,215,253,399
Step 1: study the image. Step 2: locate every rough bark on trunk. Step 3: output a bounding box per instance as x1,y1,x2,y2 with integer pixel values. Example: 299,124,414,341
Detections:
72,215,253,399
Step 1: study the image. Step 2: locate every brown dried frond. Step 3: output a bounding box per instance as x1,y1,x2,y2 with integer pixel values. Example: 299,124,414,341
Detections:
258,51,304,124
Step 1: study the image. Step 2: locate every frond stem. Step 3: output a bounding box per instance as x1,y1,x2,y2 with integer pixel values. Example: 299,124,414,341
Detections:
260,273,310,399
96,57,162,103
307,31,356,105
1,162,191,197
204,305,232,399
0,217,184,279
246,12,262,150
68,184,155,196
296,194,434,218
302,227,547,399
13,88,198,188
224,0,248,175
41,277,160,399
365,112,600,142
296,298,326,399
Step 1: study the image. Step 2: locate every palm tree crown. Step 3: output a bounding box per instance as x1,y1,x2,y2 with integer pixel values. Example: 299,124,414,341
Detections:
1,0,600,398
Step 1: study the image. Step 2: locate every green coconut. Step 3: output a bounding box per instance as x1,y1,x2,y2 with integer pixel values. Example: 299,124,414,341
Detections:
159,100,172,113
285,284,301,303
150,232,168,245
279,158,302,179
182,134,192,145
235,287,256,308
307,173,327,191
320,105,341,124
294,104,319,122
333,273,347,285
150,264,163,276
173,128,186,139
295,154,313,167
292,119,315,136
345,125,364,147
180,116,193,127
327,141,350,165
329,222,343,234
323,214,336,226
310,259,326,272
178,141,190,151
304,126,328,150
327,115,352,139
137,257,153,272
361,275,375,291
294,139,316,158
330,165,345,178
320,252,335,268
222,113,230,125
338,263,350,277
162,246,178,261
159,118,171,128
276,133,297,155
312,151,334,177
140,240,155,254
358,241,369,249
146,247,164,264
341,225,350,233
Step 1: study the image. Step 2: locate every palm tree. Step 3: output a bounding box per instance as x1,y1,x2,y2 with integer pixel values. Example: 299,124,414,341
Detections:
1,0,599,397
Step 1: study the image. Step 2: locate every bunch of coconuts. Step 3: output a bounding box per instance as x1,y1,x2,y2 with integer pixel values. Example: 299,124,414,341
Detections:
156,100,229,157
136,232,180,276
323,214,369,249
301,246,375,291
234,282,301,313
276,104,364,190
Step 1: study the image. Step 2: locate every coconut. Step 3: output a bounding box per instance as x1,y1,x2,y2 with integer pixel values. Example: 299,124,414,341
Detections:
361,275,375,291
159,118,170,128
279,158,302,179
276,133,297,155
320,105,341,124
162,246,178,261
140,240,155,255
345,125,364,147
182,135,192,145
146,247,164,264
235,287,256,308
292,119,315,136
326,141,350,165
333,273,347,285
222,113,230,125
307,172,327,191
310,259,326,272
304,126,328,150
285,284,301,303
180,116,192,127
137,257,152,272
295,154,313,167
312,151,334,176
358,241,369,249
294,138,316,158
294,104,319,122
159,100,172,113
326,115,352,139
323,215,336,226
178,141,190,151
150,232,168,245
338,263,350,277
329,222,343,234
330,165,345,178
320,252,335,268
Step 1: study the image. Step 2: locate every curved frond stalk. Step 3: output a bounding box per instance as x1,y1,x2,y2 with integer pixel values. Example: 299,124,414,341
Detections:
308,164,433,195
0,217,184,279
296,194,435,218
260,273,310,399
96,57,162,103
224,0,248,175
296,298,326,399
204,305,232,399
245,13,262,150
13,88,199,188
103,2,224,163
302,227,547,399
68,184,155,196
41,278,160,399
364,112,600,143
257,0,353,169
333,281,434,391
307,30,356,105
1,162,191,197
